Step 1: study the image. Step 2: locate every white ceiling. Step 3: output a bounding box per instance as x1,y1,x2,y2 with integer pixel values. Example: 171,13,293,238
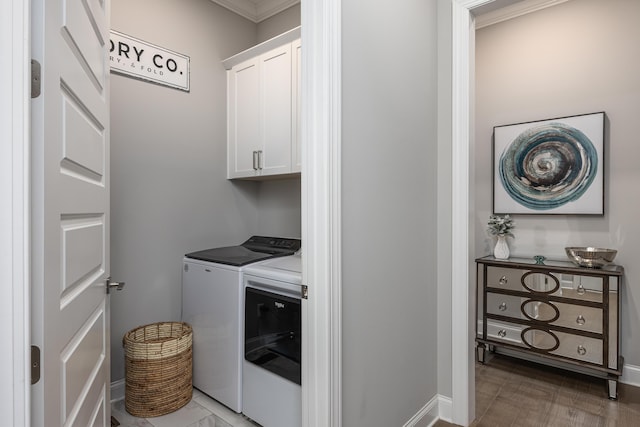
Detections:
210,0,300,23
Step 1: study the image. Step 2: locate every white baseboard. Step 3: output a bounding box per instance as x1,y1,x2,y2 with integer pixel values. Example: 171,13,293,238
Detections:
622,363,640,388
403,394,438,427
111,378,125,403
403,394,452,427
436,395,452,424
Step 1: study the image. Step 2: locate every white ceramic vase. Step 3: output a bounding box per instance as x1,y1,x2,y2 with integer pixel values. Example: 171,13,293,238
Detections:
493,234,510,259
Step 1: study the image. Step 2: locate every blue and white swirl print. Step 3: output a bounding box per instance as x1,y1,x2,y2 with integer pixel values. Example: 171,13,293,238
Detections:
498,122,598,210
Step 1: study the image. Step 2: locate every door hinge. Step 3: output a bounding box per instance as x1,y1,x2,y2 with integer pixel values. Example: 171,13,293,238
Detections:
31,59,41,98
301,285,308,300
31,345,41,385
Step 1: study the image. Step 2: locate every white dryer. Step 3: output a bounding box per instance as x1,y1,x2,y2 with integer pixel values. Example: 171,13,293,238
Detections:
242,254,302,427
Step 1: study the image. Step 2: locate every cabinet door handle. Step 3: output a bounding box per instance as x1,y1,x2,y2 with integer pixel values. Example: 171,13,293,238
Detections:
498,302,507,311
576,315,586,325
498,329,507,338
577,345,587,356
252,151,258,170
577,284,586,295
258,150,263,170
499,275,508,286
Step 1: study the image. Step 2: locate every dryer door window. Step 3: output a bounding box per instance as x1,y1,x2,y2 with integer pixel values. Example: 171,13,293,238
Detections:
244,287,301,385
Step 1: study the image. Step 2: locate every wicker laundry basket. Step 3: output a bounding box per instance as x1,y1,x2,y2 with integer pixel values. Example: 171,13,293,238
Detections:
123,322,193,417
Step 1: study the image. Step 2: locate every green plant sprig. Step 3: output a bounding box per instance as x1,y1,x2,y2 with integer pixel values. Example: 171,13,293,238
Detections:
487,214,515,237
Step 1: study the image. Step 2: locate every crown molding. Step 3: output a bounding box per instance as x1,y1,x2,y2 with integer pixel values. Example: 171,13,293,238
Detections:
475,0,569,29
222,26,300,69
211,0,300,23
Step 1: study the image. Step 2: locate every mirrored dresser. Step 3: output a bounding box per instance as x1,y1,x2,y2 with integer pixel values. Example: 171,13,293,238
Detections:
475,255,624,399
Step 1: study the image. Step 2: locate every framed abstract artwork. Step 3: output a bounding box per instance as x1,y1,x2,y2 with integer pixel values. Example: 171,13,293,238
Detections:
493,112,605,215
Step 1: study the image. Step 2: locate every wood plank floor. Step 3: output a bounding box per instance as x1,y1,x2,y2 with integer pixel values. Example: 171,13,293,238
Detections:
436,353,640,426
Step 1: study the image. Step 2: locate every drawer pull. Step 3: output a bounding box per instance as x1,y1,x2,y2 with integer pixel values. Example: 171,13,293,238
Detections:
499,275,508,286
498,302,507,311
498,329,507,338
577,284,586,295
577,345,587,356
576,315,586,325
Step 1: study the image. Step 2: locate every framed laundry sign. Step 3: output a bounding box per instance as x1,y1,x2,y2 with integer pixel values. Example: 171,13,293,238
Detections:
109,30,190,91
493,112,605,215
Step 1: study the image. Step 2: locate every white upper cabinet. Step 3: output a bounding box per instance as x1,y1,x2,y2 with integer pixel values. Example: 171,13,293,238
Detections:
260,43,293,176
224,28,301,179
292,38,301,173
228,57,261,177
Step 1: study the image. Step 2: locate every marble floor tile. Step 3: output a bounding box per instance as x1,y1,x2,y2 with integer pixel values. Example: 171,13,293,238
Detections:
111,400,154,427
146,400,211,427
111,389,258,427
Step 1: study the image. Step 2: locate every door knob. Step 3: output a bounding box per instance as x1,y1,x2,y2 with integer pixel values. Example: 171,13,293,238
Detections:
106,277,125,294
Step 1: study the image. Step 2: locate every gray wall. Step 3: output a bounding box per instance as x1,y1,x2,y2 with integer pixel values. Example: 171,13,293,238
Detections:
341,0,439,425
436,0,454,401
254,3,302,240
475,0,640,370
110,0,301,382
257,3,301,43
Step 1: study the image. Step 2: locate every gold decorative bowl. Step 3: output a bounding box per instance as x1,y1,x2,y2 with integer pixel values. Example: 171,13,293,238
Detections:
565,247,617,268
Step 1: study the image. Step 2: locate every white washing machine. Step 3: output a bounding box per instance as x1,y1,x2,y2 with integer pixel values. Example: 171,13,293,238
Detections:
242,254,302,427
181,237,300,413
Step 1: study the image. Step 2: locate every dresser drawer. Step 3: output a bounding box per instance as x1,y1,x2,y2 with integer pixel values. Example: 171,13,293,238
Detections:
487,266,559,294
487,296,603,334
522,327,603,365
483,320,606,366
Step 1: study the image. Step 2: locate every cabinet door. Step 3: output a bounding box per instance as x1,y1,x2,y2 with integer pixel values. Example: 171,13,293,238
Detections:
260,44,292,176
291,39,302,173
228,57,260,178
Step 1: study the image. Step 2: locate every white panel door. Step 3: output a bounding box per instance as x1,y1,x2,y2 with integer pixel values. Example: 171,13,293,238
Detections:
31,0,112,425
